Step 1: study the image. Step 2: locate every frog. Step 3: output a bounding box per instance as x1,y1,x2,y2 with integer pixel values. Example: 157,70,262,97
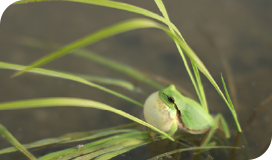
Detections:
143,84,230,146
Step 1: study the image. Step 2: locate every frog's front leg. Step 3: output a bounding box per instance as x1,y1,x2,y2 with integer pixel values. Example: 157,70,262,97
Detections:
167,121,178,136
201,114,230,146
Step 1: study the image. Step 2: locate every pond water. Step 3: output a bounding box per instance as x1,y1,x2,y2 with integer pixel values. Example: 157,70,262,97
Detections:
0,0,271,160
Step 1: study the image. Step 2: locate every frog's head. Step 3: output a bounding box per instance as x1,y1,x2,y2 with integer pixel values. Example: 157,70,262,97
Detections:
159,84,183,110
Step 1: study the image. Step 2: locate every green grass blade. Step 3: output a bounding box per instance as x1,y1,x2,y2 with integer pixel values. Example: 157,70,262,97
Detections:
93,142,149,160
153,0,183,40
63,129,137,144
192,61,208,112
14,0,181,37
72,73,136,91
15,38,164,90
221,75,242,132
37,133,124,160
0,61,143,107
0,123,37,160
12,18,159,77
0,97,174,141
73,49,165,90
148,145,240,160
73,133,148,160
0,129,136,154
154,0,206,110
37,131,150,160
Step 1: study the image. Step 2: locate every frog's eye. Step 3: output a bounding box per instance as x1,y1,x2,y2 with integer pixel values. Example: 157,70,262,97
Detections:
168,96,175,103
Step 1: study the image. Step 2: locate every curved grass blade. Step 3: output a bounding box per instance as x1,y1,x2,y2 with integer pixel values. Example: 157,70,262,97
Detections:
148,145,240,160
37,131,151,160
0,128,136,155
0,61,143,107
15,37,164,90
0,123,37,160
93,142,149,160
77,74,136,91
73,132,150,160
73,49,165,90
221,75,242,132
154,0,208,111
63,129,137,144
12,18,160,77
13,0,181,37
192,61,208,112
0,97,174,141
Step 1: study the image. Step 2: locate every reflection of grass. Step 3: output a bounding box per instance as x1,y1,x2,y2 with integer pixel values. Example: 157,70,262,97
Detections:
0,0,242,159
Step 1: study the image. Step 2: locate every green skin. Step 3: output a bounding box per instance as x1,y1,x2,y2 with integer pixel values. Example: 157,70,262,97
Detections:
156,85,230,145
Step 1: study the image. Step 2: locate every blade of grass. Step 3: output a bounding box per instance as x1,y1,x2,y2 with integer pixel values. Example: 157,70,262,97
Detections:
12,19,161,77
0,129,136,154
148,145,240,160
94,142,149,160
154,0,206,111
0,97,174,141
192,61,208,112
63,129,137,144
72,73,136,91
0,123,37,160
0,61,143,107
16,36,195,97
221,75,242,132
13,0,181,37
37,131,150,160
153,0,183,39
15,38,165,90
73,133,149,160
73,49,165,89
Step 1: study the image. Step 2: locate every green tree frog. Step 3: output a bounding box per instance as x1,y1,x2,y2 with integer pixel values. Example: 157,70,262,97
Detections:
144,84,230,145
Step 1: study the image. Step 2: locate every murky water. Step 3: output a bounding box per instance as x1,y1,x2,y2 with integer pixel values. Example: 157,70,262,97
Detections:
0,0,271,159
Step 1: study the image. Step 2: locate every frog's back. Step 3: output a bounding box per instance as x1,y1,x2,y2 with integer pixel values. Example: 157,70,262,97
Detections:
177,96,213,134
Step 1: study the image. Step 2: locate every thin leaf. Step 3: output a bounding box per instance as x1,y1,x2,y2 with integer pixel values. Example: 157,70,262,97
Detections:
73,137,144,160
0,123,37,160
13,19,159,77
73,50,165,89
153,0,183,40
73,73,136,91
0,128,136,154
148,145,240,160
154,0,205,109
0,97,174,141
93,142,149,160
221,75,242,132
13,0,181,37
0,61,143,107
15,38,164,90
192,61,208,112
37,131,150,160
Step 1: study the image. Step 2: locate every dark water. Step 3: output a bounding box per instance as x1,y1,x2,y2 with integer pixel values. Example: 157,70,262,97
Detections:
0,0,271,159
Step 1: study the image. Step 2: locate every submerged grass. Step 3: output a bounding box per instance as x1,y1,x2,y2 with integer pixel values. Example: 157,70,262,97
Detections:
0,0,243,159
